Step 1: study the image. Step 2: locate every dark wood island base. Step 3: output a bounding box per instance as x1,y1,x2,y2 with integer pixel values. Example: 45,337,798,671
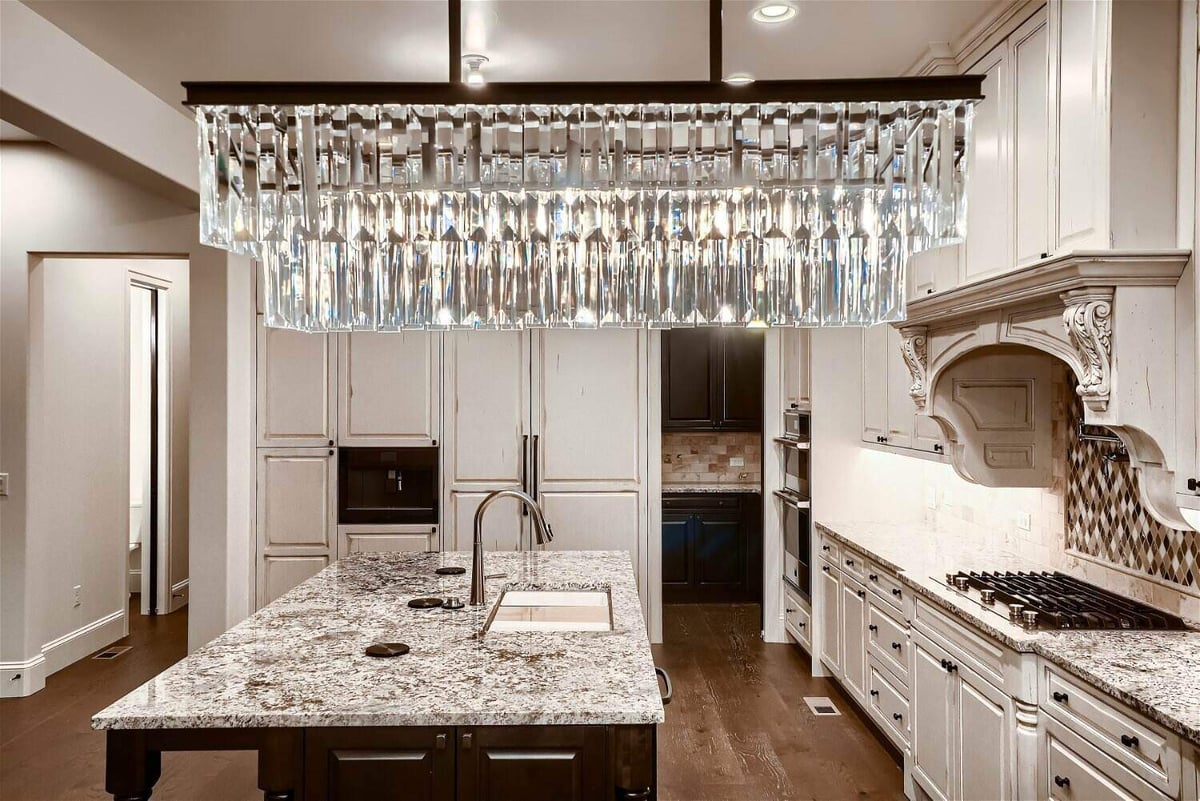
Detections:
106,724,657,801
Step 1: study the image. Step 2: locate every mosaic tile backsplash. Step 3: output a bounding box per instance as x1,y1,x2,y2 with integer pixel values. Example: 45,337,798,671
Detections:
662,431,762,487
1065,388,1199,589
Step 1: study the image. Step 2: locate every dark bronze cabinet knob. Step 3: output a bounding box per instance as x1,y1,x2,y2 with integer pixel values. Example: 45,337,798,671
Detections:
868,624,878,632
1054,776,1070,789
1121,734,1139,748
1052,691,1068,704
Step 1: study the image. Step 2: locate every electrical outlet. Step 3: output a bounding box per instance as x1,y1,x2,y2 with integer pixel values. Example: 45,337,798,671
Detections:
729,456,745,467
72,585,81,608
1016,512,1032,532
0,473,8,496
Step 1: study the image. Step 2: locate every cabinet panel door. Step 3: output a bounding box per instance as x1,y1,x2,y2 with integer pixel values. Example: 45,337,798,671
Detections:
885,326,915,449
956,663,1013,801
661,515,692,590
818,565,842,675
861,326,889,445
535,330,643,485
338,331,440,446
539,491,641,564
1012,7,1051,267
257,318,335,447
339,530,437,555
457,726,608,801
719,330,765,429
839,577,868,704
256,449,335,607
693,515,743,591
448,491,524,552
911,638,954,801
963,45,1012,283
662,327,717,429
445,331,529,486
304,727,454,801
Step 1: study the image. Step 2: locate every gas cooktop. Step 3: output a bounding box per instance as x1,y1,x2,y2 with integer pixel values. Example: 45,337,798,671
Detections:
938,571,1188,631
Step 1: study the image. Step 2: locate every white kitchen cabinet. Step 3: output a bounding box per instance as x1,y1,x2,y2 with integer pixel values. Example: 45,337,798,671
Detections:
911,630,1013,801
1011,7,1052,268
963,42,1013,284
818,562,842,676
781,328,812,411
442,329,648,571
337,331,441,447
783,584,812,653
861,325,943,455
840,576,868,705
255,447,336,607
256,317,336,447
337,526,438,555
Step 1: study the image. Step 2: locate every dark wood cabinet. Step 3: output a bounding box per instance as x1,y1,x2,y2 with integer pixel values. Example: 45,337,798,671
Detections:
662,493,761,603
305,727,455,801
661,328,763,431
457,726,608,801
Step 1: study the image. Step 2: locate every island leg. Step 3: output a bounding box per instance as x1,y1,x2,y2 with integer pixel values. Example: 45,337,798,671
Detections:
105,730,161,801
257,728,304,801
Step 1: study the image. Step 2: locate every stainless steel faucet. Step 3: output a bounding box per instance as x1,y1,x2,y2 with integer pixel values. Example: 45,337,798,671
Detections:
470,489,554,606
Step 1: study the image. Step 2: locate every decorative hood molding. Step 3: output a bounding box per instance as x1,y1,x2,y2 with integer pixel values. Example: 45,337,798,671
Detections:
896,250,1191,528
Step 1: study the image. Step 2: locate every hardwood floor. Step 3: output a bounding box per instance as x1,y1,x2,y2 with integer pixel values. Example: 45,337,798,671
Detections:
653,604,905,801
1,601,903,801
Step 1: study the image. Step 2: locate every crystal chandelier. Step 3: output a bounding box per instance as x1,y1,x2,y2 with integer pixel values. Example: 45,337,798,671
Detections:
189,5,979,332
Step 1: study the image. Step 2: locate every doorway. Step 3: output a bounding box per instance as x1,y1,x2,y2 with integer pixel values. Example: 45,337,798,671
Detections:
128,281,169,615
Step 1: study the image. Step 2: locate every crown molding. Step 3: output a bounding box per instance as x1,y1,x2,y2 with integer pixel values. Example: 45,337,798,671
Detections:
906,0,1045,76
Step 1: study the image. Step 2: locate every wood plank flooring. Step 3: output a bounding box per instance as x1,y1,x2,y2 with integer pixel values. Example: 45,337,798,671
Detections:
1,602,903,800
653,604,905,801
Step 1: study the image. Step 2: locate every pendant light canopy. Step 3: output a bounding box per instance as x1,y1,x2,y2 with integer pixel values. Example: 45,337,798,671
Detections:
188,3,981,332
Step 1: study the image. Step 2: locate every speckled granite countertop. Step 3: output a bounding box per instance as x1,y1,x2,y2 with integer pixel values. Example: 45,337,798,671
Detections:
817,520,1200,746
93,551,664,730
663,484,761,494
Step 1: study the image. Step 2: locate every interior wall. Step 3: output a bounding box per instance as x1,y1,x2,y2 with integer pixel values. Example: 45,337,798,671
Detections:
0,141,250,693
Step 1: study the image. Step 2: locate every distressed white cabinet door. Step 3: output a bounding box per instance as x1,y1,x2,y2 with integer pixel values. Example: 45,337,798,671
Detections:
257,317,336,447
885,325,915,450
781,329,812,411
530,330,646,573
442,331,530,550
840,577,868,705
818,565,842,676
1011,6,1052,268
911,637,955,801
338,331,441,446
956,662,1013,801
861,325,889,445
256,448,335,607
338,528,438,555
962,43,1012,284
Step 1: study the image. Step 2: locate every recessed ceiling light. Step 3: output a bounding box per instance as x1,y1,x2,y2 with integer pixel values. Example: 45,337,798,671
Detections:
463,54,488,87
752,3,797,23
723,73,756,86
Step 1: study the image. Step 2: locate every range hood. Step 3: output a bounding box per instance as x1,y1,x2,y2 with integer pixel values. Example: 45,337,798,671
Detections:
892,249,1191,529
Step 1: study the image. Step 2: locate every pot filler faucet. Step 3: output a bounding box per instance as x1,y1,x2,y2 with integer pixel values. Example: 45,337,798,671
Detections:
470,489,554,606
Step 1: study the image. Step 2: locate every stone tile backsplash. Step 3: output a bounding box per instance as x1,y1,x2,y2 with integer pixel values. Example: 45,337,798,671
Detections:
662,431,761,487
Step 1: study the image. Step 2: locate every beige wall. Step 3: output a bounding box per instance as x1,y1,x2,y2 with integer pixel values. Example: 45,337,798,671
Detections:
0,142,253,693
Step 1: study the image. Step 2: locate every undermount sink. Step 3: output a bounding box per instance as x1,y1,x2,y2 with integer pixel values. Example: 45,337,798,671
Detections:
484,589,613,633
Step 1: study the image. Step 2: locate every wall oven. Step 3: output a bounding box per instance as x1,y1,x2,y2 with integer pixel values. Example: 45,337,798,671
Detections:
338,447,439,525
779,492,810,600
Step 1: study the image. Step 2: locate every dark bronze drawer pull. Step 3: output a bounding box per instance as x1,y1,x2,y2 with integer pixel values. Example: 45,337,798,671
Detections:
869,690,879,697
891,642,902,650
868,624,878,632
1120,734,1139,749
1052,691,1068,704
1054,776,1070,789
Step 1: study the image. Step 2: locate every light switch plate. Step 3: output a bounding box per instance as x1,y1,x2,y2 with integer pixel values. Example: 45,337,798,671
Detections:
0,473,8,496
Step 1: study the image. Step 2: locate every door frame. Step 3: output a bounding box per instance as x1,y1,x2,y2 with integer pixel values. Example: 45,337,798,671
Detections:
129,271,174,615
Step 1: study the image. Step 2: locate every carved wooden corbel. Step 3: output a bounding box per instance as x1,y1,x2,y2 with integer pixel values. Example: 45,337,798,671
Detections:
1061,288,1114,412
898,325,929,409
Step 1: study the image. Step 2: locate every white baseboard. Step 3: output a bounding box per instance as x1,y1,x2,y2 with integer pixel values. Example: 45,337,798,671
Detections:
169,578,189,612
0,654,47,697
41,608,126,676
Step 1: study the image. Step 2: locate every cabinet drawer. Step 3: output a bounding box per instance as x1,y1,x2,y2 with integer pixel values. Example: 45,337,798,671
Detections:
1045,720,1171,801
816,533,839,565
864,561,906,610
839,545,867,581
867,659,910,750
784,588,811,652
866,599,909,685
912,597,1008,688
662,494,743,511
1042,664,1180,796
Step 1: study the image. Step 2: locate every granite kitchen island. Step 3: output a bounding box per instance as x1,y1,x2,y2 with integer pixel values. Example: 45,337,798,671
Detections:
93,551,665,801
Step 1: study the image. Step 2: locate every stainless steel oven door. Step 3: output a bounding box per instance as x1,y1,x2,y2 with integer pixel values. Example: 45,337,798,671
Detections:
781,497,810,599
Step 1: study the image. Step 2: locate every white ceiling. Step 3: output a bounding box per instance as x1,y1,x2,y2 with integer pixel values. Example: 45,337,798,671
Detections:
24,0,998,113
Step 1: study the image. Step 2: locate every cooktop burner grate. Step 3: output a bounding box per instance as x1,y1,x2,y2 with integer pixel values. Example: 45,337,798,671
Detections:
944,571,1188,630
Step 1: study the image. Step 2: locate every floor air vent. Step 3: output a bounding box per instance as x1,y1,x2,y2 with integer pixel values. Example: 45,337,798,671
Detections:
803,696,842,716
92,646,132,660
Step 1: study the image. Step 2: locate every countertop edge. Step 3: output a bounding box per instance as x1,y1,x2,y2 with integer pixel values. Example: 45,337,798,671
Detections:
814,520,1200,748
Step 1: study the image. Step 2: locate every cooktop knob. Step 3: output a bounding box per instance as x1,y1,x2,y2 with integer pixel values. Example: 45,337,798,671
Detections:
979,589,996,605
